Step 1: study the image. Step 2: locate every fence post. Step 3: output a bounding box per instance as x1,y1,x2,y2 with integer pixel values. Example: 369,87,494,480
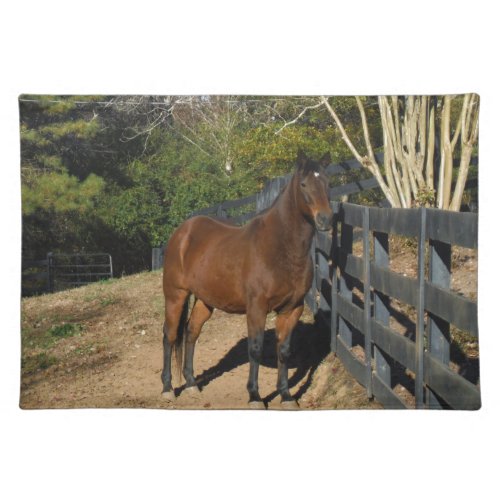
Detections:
415,208,427,409
152,248,162,271
426,238,451,408
330,202,339,354
373,229,392,390
338,211,354,349
363,206,373,398
256,179,269,213
76,254,82,286
47,252,54,293
216,205,227,218
309,235,318,315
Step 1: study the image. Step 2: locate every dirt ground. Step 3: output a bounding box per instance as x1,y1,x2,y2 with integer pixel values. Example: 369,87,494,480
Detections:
20,240,478,411
20,271,379,410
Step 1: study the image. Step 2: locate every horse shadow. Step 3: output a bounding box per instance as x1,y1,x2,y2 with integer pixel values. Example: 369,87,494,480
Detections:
182,316,331,404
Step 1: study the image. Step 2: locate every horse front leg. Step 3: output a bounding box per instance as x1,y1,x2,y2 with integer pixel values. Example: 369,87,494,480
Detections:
275,303,304,408
246,299,267,409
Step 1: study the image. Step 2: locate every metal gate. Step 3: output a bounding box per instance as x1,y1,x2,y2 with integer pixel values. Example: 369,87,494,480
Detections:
47,253,113,292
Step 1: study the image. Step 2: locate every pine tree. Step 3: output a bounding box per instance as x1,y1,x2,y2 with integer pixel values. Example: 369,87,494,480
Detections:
20,95,106,260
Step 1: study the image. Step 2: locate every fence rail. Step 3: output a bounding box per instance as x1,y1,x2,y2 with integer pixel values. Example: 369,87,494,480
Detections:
187,154,477,224
188,155,392,226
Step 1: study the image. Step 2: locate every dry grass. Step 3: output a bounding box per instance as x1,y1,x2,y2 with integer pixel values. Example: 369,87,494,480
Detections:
301,353,382,409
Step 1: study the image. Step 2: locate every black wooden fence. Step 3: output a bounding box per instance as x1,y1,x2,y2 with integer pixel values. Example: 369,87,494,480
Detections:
189,153,391,223
310,203,479,410
159,155,479,409
186,154,477,224
151,156,389,269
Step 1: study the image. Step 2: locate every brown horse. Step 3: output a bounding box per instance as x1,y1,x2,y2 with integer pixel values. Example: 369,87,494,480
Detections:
161,151,333,408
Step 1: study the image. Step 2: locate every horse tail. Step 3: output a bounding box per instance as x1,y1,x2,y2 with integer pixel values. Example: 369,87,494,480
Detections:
173,293,191,383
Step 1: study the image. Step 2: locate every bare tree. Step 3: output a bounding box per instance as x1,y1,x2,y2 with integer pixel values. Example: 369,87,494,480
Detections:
107,95,256,176
105,95,192,152
169,96,247,176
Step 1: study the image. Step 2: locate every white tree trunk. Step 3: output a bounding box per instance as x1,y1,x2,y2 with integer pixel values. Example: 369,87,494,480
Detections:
449,94,479,211
318,95,478,211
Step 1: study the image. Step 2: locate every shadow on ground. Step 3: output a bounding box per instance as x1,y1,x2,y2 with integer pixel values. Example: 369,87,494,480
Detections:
175,316,331,404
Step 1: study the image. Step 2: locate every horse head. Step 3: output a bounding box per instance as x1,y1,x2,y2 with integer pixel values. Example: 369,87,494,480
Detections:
295,150,333,231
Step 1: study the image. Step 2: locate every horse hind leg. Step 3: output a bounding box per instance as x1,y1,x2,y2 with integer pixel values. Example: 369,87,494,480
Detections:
182,299,213,393
161,289,190,400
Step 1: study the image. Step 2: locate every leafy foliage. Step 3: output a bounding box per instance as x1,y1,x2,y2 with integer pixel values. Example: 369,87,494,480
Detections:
22,172,104,215
20,95,383,279
27,94,471,286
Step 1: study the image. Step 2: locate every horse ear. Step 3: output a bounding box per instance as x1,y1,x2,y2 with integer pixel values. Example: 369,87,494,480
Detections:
319,152,331,168
296,149,307,170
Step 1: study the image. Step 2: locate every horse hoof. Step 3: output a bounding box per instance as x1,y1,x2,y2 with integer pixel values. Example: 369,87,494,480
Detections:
161,391,176,402
281,400,300,410
248,400,266,410
184,385,201,396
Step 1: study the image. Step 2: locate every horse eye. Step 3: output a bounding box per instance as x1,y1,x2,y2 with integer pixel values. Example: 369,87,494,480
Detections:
300,181,306,188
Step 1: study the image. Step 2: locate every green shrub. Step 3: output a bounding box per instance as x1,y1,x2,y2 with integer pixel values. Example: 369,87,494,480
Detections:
48,323,83,338
22,352,58,374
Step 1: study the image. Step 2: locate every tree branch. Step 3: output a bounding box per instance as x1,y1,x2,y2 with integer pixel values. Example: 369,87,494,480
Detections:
121,111,167,141
321,96,398,207
451,94,467,151
320,96,365,165
449,94,479,211
381,109,403,208
274,102,323,135
425,97,436,190
438,96,453,209
355,96,376,164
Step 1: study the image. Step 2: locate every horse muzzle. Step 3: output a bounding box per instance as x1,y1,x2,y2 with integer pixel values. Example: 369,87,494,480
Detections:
314,212,333,232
